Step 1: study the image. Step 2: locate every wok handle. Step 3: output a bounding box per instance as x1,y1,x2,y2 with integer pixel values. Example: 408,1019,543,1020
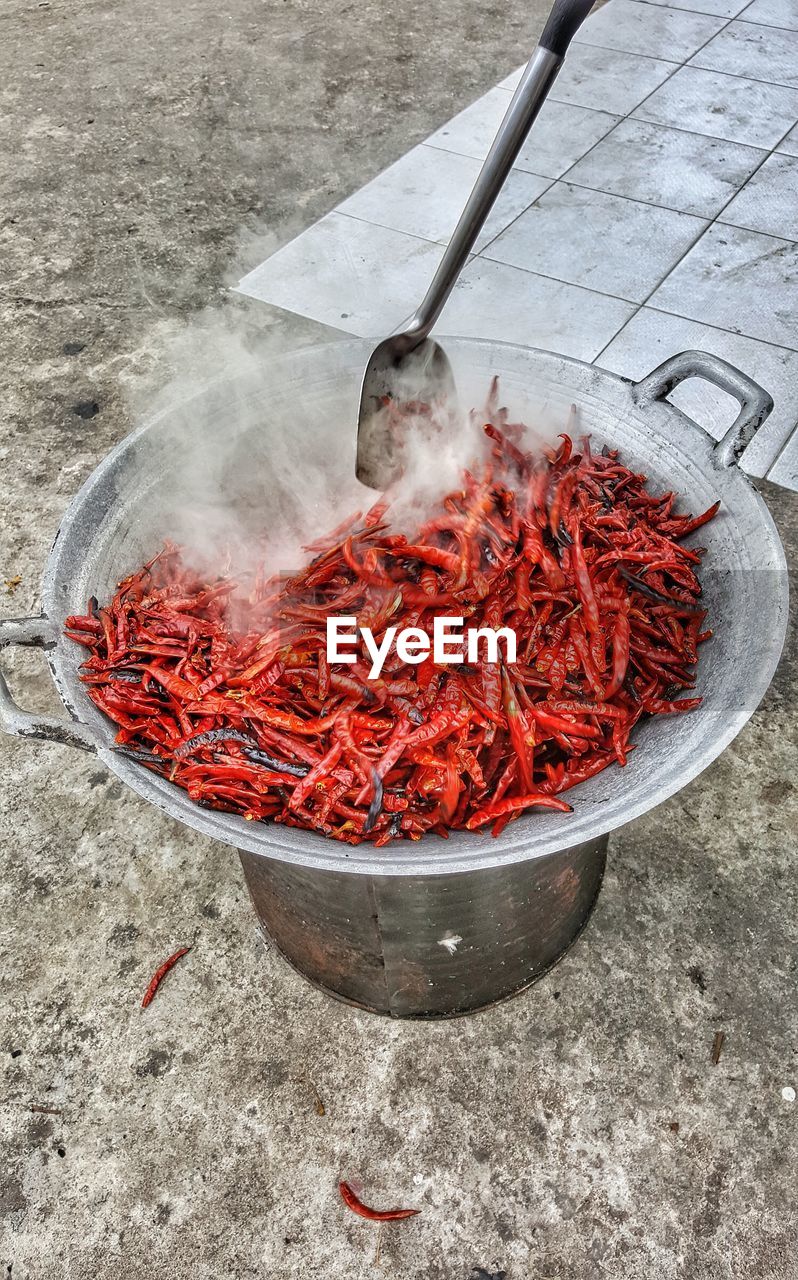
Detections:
0,615,98,752
632,350,774,469
399,0,595,342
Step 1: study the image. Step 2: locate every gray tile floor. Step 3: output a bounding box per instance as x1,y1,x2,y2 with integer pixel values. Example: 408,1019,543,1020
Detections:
237,0,798,489
633,64,798,147
779,121,798,153
481,182,707,301
690,20,798,88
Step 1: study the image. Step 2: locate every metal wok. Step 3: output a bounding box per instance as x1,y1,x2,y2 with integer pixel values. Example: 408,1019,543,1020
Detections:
0,338,788,1017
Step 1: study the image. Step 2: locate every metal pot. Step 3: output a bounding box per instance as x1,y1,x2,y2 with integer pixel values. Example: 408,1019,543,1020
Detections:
0,339,788,1017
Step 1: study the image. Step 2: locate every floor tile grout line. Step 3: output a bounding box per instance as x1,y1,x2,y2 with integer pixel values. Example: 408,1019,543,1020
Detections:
581,0,798,37
575,11,798,55
477,15,722,258
553,50,798,91
588,316,645,366
732,16,798,33
434,83,791,158
574,36,727,65
616,300,798,355
574,17,798,67
685,13,798,93
258,20,798,284
632,0,751,18
426,121,792,208
589,132,798,368
708,13,798,29
548,171,766,220
647,295,798,353
475,253,675,306
341,125,776,308
505,46,798,98
421,138,587,182
253,209,472,259
559,44,681,65
763,414,798,476
338,174,559,249
466,262,642,310
590,136,792,363
682,63,798,92
686,61,798,94
590,292,798,376
475,176,710,261
716,214,798,242
581,0,788,366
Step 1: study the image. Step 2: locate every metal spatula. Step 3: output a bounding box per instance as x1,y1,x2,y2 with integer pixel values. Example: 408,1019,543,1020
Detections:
356,0,596,489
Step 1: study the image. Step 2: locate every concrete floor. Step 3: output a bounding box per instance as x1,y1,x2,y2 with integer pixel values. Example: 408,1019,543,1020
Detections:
1,0,796,1277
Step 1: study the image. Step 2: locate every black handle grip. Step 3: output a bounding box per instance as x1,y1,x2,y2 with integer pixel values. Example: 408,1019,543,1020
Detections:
539,0,595,56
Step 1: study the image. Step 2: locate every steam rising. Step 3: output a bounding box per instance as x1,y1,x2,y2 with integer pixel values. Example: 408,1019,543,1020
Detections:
125,309,571,597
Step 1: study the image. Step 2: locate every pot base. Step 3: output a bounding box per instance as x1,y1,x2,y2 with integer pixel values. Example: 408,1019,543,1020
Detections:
239,837,607,1018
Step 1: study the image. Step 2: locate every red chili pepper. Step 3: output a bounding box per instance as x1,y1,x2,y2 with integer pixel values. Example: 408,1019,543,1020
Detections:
549,465,580,539
141,946,191,1008
338,1181,420,1222
664,500,720,538
641,696,702,714
466,793,572,828
289,741,343,811
605,606,630,698
568,521,600,638
568,618,605,700
525,702,602,740
501,667,535,793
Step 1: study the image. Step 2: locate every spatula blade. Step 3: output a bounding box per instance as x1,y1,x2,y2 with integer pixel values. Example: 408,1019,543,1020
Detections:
356,337,458,490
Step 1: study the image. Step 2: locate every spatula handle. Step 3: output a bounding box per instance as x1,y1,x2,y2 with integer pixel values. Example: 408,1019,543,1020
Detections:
540,0,596,56
397,0,594,345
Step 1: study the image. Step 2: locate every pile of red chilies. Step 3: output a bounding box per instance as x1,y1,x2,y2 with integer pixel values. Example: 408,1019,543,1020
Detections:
65,411,718,844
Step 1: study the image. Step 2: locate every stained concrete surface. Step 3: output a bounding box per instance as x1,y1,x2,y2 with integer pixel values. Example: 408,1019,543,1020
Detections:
1,0,797,1277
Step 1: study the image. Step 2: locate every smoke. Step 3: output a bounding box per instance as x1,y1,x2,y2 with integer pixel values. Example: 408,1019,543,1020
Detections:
124,310,364,580
363,349,579,533
120,254,574,614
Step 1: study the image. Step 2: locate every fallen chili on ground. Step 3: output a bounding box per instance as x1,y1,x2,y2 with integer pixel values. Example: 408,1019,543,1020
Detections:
64,401,717,844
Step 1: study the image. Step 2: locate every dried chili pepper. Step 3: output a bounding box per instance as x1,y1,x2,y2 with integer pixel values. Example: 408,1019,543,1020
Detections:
338,1181,420,1222
141,946,191,1008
